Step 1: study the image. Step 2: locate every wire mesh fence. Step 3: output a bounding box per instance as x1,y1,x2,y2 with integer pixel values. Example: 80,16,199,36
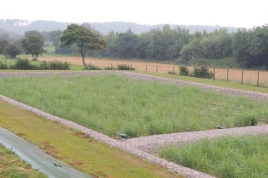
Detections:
86,60,268,88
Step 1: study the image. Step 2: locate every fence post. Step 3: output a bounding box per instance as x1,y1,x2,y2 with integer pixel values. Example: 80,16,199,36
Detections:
146,65,147,71
257,70,260,87
156,65,158,72
213,67,215,80
227,68,229,83
241,69,243,84
111,63,112,69
173,66,175,73
131,64,132,70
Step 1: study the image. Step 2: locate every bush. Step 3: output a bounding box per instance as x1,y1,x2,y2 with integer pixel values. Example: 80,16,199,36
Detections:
167,71,176,75
49,61,70,70
117,64,135,70
84,64,102,70
10,59,34,70
104,66,116,70
38,61,50,70
0,61,8,69
179,66,189,76
190,66,214,79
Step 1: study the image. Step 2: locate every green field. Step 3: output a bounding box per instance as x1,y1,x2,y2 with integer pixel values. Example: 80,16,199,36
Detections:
0,74,267,138
0,143,47,178
159,135,268,178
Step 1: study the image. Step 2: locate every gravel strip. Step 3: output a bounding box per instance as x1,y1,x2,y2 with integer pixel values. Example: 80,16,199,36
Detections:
0,71,268,178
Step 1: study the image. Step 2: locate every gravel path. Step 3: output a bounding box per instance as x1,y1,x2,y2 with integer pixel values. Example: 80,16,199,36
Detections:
0,71,267,178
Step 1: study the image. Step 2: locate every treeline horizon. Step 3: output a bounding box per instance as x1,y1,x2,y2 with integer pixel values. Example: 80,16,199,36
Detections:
1,23,268,70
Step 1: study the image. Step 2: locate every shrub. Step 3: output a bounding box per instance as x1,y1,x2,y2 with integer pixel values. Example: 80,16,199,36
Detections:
84,64,102,70
117,64,135,70
179,66,189,76
190,66,214,79
38,61,50,70
0,61,8,69
10,59,33,70
48,61,70,70
167,71,176,75
104,66,116,70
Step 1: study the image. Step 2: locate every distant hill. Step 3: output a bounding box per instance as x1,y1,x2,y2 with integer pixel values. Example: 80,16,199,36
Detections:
0,19,240,35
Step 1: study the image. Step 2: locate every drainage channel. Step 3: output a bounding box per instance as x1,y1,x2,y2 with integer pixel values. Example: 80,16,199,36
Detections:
0,127,92,178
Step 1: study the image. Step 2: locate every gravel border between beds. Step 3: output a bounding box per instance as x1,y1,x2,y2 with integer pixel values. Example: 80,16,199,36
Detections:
1,71,268,178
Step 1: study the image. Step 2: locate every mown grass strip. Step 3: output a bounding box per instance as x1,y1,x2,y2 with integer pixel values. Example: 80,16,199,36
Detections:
0,143,47,178
0,75,267,138
159,135,268,178
134,71,268,94
0,99,183,178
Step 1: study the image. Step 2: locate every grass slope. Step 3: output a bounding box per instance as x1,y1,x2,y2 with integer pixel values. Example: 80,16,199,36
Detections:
159,135,268,178
0,143,47,178
0,75,267,138
0,100,183,178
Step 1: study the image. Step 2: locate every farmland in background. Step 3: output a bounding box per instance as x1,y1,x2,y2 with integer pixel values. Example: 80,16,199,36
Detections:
39,56,268,87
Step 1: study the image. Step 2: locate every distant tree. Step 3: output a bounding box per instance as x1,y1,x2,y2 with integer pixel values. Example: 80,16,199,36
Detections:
49,30,62,46
0,38,9,54
60,24,107,66
21,31,46,61
4,44,21,58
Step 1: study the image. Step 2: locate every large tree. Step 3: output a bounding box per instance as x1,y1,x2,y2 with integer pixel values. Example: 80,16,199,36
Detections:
21,31,46,61
60,24,107,66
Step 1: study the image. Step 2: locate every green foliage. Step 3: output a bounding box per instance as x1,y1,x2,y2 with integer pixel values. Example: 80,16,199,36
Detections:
4,43,21,58
10,59,35,70
21,31,46,61
117,64,135,70
0,38,9,54
0,61,8,69
191,66,214,79
48,61,70,70
179,66,189,76
0,75,266,138
60,24,107,66
84,64,102,70
159,135,268,178
9,59,70,70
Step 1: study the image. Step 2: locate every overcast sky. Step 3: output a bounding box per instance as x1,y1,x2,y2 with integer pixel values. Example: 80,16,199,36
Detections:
1,0,267,28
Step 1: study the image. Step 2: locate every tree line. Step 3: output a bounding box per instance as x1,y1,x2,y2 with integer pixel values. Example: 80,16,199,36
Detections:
1,24,268,69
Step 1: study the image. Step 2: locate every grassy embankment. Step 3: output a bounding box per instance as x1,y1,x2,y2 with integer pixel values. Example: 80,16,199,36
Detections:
0,75,267,138
0,100,183,178
0,143,47,178
159,135,268,178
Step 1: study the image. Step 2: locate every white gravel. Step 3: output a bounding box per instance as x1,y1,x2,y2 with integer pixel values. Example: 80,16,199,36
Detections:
0,71,267,178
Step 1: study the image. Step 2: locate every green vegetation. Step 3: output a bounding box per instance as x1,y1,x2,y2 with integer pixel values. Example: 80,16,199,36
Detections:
0,75,267,138
135,71,268,94
0,100,183,178
60,24,107,66
0,57,83,70
0,143,47,178
117,63,135,70
159,135,268,178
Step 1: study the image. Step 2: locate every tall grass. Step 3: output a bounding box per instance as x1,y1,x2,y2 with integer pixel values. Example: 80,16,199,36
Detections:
159,135,268,178
0,75,267,138
0,143,47,178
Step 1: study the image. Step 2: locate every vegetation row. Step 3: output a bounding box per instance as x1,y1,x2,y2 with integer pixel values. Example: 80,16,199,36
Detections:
1,23,268,70
159,135,268,178
0,75,266,138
